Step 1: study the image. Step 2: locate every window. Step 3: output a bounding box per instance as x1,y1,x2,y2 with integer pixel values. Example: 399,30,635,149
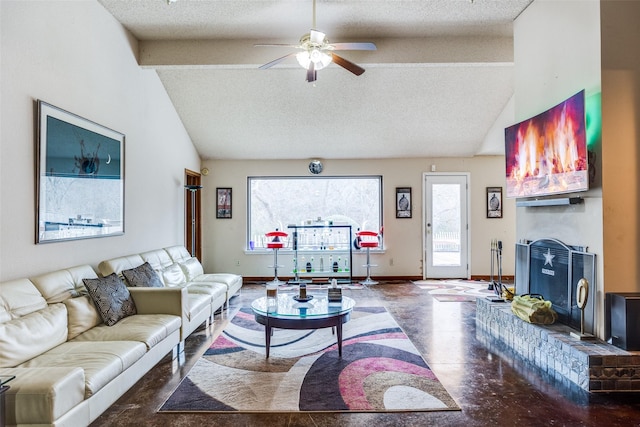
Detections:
248,176,383,249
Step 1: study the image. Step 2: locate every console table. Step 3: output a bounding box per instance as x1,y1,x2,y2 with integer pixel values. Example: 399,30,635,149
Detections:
288,224,353,285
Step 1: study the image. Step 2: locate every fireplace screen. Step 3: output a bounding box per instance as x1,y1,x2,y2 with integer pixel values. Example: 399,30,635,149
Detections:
515,238,596,333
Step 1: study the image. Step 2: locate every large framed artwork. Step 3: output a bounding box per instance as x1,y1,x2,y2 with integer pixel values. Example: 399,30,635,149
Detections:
36,101,125,243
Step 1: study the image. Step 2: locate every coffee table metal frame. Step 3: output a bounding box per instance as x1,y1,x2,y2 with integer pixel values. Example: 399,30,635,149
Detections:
251,294,355,358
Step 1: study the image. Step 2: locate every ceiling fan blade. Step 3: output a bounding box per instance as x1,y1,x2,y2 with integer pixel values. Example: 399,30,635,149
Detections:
254,43,301,48
259,52,297,69
309,29,326,44
306,62,317,82
331,42,377,51
331,53,365,76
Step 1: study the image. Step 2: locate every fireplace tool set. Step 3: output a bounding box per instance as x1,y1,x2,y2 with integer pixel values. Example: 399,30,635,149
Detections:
488,239,513,301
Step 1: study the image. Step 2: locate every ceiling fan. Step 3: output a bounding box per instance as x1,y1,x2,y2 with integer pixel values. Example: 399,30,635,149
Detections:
255,0,376,83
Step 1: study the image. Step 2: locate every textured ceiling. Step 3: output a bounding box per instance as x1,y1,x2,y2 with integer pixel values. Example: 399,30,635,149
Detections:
98,0,533,160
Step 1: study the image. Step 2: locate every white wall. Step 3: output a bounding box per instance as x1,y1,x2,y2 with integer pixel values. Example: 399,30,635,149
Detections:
0,0,520,281
513,0,604,333
0,1,200,280
200,156,516,279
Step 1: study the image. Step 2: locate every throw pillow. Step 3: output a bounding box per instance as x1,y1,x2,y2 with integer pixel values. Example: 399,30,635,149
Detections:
83,273,137,326
179,257,204,281
161,263,187,287
63,295,103,340
122,262,164,288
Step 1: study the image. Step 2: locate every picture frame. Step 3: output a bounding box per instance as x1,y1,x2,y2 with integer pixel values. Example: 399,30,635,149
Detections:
36,100,125,243
487,187,503,218
396,187,412,218
216,187,232,219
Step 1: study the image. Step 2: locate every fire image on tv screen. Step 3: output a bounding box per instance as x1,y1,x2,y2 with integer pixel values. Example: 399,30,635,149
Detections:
505,90,588,198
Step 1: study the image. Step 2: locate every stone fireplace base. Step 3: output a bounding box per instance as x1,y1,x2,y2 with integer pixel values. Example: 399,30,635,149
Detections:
476,297,640,392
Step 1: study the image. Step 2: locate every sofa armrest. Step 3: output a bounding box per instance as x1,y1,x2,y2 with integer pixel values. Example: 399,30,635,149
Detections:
127,287,188,323
1,367,85,425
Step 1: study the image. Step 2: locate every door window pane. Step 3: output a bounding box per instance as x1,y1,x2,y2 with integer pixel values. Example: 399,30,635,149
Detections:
432,184,461,266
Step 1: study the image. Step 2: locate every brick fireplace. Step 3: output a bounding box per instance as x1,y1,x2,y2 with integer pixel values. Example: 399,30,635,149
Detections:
477,239,640,392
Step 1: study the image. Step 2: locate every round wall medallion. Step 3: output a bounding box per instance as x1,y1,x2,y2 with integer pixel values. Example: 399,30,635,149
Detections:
309,160,323,174
200,167,210,176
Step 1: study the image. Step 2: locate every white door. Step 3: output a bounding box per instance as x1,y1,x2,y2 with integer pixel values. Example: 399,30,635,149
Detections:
423,173,470,279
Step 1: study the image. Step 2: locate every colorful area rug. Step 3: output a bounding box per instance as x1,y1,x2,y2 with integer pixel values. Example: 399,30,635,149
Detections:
159,306,459,413
414,279,496,302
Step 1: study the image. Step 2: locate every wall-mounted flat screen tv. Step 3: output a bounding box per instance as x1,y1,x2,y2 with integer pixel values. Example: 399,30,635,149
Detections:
505,90,588,198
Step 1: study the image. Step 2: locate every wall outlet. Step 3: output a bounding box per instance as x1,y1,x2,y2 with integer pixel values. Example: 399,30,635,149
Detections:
389,258,394,266
235,260,240,266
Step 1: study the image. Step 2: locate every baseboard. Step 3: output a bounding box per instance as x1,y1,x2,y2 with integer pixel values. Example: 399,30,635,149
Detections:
470,275,514,282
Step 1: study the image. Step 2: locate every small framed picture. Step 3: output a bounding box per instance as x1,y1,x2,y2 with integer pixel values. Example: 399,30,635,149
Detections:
216,187,232,219
487,187,502,218
396,187,412,218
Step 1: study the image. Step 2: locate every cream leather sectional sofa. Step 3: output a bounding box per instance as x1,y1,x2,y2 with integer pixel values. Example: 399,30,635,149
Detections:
0,246,242,426
0,265,182,427
98,245,243,347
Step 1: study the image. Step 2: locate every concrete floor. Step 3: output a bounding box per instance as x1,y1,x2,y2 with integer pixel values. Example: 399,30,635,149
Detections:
91,282,640,427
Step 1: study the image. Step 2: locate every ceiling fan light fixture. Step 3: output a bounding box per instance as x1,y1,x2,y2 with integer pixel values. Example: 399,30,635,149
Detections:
257,0,374,80
296,49,332,71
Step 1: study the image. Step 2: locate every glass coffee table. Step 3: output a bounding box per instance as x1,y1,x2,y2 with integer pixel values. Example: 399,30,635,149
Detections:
251,294,355,358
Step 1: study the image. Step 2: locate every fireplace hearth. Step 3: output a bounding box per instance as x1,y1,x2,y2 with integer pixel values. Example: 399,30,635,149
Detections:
477,238,640,393
476,298,640,392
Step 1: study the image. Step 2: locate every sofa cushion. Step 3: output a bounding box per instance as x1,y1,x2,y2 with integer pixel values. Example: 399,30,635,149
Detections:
187,293,214,321
0,278,47,323
140,249,174,272
122,262,164,288
179,257,205,281
193,272,242,288
185,281,227,299
83,274,137,326
98,254,145,278
169,252,242,297
18,341,147,397
0,303,68,368
72,314,181,350
0,367,85,425
164,245,192,264
30,265,98,304
63,295,103,340
161,263,188,287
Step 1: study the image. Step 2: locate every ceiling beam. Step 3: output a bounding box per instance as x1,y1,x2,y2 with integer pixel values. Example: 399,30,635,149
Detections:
139,36,513,69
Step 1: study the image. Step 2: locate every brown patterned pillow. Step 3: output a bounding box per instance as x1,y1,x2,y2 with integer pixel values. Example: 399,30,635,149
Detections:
83,273,137,326
122,262,164,288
